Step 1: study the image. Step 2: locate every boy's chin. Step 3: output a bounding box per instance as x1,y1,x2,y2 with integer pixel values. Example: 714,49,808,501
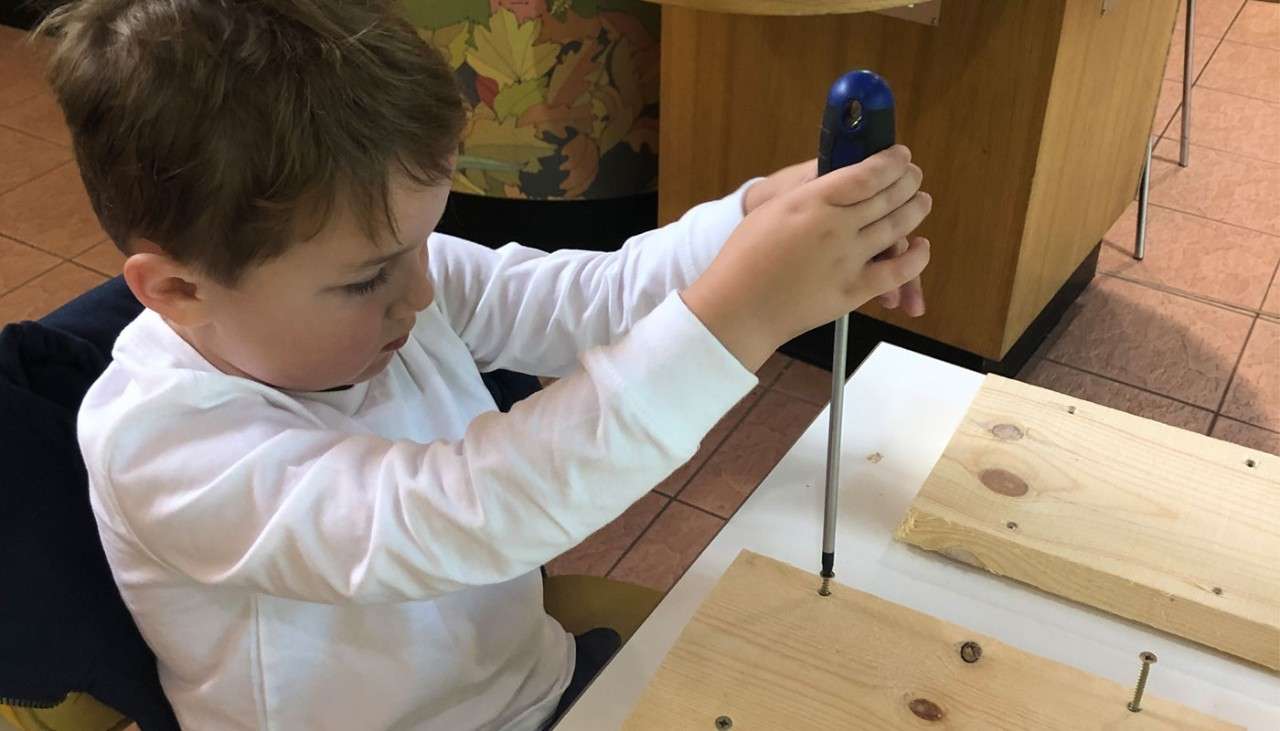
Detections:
349,350,396,383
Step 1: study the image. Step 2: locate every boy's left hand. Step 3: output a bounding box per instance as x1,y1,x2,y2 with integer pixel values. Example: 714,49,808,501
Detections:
743,158,926,318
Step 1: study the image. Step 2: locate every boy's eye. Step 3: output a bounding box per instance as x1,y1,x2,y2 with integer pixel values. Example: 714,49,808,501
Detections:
344,267,390,296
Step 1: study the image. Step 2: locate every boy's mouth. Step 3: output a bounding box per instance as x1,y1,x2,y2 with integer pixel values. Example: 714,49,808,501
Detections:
381,334,409,352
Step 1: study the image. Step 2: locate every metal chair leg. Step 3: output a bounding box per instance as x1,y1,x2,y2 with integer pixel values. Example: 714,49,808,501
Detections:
1135,136,1153,261
1180,0,1193,167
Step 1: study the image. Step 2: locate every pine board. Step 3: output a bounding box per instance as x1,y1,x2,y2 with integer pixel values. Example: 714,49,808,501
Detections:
896,375,1280,670
624,550,1238,729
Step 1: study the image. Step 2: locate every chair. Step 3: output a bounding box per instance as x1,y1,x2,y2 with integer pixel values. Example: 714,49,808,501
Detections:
1135,0,1194,260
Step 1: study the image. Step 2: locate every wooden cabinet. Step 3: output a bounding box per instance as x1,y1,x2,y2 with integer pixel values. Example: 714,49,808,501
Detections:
651,0,1178,360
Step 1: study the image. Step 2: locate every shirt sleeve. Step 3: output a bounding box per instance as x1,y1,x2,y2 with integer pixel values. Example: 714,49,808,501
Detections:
83,294,757,604
429,179,759,377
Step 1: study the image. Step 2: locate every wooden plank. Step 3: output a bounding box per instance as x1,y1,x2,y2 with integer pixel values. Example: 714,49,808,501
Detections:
896,375,1280,670
657,0,1066,358
1004,0,1179,352
625,550,1238,730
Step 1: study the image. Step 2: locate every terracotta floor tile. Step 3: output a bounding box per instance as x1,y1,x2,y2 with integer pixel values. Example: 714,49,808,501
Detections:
1211,417,1280,455
678,390,824,518
73,240,126,277
546,491,668,578
0,163,105,257
772,359,831,406
1100,202,1280,310
1177,0,1247,39
1225,1,1280,50
0,124,68,194
0,234,59,295
655,386,764,497
1021,359,1214,434
0,92,71,147
0,27,48,112
1220,318,1280,430
1199,40,1280,101
1166,33,1219,81
0,262,106,324
1161,86,1280,163
609,502,724,594
1154,79,1187,138
1264,271,1280,315
1149,139,1280,236
756,351,791,387
1046,277,1253,409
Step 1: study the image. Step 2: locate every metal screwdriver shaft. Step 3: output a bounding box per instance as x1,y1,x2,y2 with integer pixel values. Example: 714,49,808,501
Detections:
819,314,848,596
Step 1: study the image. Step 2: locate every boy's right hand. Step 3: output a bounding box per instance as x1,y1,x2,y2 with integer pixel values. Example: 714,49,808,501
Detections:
683,145,931,371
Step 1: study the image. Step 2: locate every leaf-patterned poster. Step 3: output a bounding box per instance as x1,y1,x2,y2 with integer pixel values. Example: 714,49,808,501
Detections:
412,0,660,200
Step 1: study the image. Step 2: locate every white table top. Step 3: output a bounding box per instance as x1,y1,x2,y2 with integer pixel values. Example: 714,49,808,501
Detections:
558,343,1280,729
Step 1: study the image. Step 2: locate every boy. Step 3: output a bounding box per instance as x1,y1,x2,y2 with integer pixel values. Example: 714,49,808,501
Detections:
46,0,931,728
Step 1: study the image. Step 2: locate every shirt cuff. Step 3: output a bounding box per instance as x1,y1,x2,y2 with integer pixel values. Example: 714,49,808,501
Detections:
584,292,758,452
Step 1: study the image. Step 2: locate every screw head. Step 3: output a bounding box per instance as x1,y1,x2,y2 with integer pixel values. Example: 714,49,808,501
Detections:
960,641,983,663
1139,651,1158,664
715,715,733,730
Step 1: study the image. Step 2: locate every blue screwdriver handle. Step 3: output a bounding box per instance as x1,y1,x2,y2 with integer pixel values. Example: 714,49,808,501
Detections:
817,69,895,176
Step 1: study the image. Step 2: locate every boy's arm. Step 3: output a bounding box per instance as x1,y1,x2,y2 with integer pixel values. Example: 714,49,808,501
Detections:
430,180,760,377
83,295,756,603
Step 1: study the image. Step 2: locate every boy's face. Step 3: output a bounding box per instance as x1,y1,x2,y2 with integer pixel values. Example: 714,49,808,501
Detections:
190,176,450,391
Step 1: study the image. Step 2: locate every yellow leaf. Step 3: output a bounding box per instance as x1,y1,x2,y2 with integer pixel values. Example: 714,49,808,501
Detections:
465,8,559,87
420,22,471,70
547,41,597,109
451,169,486,195
493,78,547,123
460,115,555,173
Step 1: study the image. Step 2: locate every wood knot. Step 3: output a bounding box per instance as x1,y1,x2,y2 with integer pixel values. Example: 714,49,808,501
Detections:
980,468,1029,497
991,423,1024,441
908,698,945,721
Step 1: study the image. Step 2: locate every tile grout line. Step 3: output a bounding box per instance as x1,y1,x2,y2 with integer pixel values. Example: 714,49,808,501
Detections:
0,258,60,299
605,359,793,576
1255,252,1280,322
1208,314,1260,435
1150,136,1280,171
0,118,71,148
1097,270,1272,319
1158,134,1280,166
672,388,825,524
1040,356,1220,428
1142,199,1280,239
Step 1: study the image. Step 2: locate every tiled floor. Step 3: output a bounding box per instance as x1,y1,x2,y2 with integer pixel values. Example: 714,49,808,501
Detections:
0,2,1276,700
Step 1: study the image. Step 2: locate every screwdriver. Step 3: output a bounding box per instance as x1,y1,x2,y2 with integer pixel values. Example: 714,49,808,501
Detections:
816,70,895,596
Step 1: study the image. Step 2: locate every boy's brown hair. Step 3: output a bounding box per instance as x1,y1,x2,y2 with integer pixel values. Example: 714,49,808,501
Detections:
37,0,465,285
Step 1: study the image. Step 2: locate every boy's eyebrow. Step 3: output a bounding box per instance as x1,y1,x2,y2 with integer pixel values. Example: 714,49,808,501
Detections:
348,241,419,270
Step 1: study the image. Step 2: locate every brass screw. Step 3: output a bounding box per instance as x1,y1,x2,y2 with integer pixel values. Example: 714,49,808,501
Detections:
960,641,982,663
1127,651,1157,712
818,576,832,597
715,715,733,730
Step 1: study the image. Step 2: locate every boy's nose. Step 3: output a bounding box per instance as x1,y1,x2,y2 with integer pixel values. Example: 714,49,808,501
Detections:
392,247,434,318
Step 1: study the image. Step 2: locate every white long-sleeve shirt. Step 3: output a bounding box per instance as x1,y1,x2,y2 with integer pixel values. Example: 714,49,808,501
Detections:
77,182,759,730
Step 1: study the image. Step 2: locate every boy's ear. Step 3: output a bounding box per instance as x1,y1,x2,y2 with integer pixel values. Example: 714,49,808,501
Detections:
121,241,215,328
